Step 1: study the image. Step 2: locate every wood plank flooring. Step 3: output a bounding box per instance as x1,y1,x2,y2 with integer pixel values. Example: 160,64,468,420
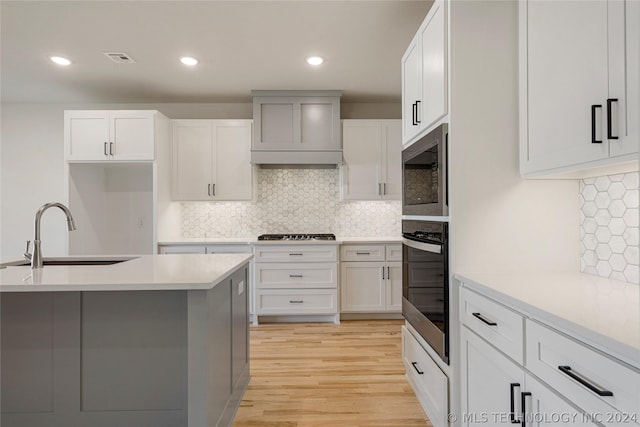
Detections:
232,320,432,427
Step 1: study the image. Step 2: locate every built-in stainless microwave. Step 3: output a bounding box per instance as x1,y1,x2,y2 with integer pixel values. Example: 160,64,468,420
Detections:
402,124,448,216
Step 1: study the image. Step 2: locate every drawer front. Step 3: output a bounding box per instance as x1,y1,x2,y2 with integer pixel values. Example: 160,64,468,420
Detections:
254,245,338,262
402,326,448,427
385,244,402,262
205,244,252,254
257,289,337,314
460,286,524,363
526,319,640,423
340,244,385,262
255,263,337,289
158,244,205,254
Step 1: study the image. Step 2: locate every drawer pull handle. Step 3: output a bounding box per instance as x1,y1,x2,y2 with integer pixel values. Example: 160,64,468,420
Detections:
356,252,370,255
509,383,521,424
521,391,531,427
411,361,423,375
591,104,603,143
289,274,303,278
607,98,619,140
289,253,303,256
472,312,497,326
558,366,613,396
289,300,304,304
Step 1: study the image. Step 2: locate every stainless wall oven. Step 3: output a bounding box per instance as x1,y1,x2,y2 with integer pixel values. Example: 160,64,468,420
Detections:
402,219,449,364
402,123,448,216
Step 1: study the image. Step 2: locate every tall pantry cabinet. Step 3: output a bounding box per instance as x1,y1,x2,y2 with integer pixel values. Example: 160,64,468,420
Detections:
64,110,172,255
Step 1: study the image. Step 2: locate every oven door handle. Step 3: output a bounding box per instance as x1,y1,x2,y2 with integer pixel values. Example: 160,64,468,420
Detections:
402,238,442,254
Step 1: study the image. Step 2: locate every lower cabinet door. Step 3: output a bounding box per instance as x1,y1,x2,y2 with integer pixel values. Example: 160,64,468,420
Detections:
461,326,525,426
386,263,402,312
340,262,386,312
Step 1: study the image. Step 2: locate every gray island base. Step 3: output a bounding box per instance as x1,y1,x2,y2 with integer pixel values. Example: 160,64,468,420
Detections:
0,255,251,427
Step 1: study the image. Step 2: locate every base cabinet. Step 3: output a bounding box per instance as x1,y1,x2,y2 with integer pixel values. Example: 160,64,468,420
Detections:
459,282,639,427
340,244,402,314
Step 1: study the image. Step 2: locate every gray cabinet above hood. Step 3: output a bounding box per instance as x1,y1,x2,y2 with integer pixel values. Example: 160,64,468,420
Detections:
251,90,342,166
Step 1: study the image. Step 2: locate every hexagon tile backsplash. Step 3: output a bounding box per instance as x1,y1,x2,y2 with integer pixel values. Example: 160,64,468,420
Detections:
182,168,401,239
580,172,639,284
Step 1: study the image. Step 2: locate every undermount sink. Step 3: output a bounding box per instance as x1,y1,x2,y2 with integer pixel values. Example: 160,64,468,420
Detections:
0,257,137,268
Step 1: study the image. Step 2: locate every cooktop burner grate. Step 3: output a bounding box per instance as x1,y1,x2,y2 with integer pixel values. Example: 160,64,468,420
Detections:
257,233,336,241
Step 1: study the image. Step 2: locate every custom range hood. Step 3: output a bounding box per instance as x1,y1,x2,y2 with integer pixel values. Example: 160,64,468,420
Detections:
251,90,343,166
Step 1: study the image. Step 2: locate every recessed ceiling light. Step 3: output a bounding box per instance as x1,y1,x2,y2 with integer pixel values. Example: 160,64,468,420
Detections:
50,56,71,66
180,57,198,66
306,56,324,66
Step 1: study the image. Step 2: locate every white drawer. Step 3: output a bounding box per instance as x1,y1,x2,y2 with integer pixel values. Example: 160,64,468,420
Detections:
385,244,402,262
158,244,205,254
254,245,338,262
340,244,385,261
526,319,640,424
257,289,338,315
255,263,337,289
402,326,448,427
460,286,524,363
204,244,252,254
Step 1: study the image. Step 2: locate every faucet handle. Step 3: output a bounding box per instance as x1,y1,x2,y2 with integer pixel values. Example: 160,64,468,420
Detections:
24,240,32,260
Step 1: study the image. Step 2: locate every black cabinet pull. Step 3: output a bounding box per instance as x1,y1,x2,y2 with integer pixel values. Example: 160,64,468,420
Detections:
109,142,114,155
289,274,303,278
411,361,423,375
289,300,304,304
104,142,108,156
591,104,602,143
510,383,521,424
558,366,613,396
412,102,418,126
521,392,531,427
415,100,421,124
607,98,619,140
289,253,303,256
472,312,497,326
356,252,370,255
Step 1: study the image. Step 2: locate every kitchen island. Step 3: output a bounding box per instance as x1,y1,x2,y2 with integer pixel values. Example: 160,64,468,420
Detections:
0,254,252,427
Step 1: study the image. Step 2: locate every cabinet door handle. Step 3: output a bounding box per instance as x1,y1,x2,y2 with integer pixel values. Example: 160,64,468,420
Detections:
212,183,215,196
558,366,613,396
411,361,424,375
289,274,303,278
472,312,497,326
509,383,521,424
591,104,602,143
520,392,531,427
356,252,370,255
208,184,211,196
109,142,114,155
289,300,304,304
412,102,418,126
383,183,386,195
289,253,303,256
606,98,619,140
381,266,385,280
387,266,390,280
378,183,382,195
104,142,108,156
415,100,421,124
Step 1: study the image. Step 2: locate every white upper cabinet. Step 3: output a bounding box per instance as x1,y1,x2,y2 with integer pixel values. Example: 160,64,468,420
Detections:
65,110,156,161
172,120,253,201
341,120,401,200
520,0,639,176
401,0,448,145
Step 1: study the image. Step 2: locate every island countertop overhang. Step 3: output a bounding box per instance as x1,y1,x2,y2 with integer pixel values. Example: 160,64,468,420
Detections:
0,254,253,292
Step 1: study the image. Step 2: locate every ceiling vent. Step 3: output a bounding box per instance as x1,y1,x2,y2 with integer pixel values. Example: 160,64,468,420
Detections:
103,52,136,64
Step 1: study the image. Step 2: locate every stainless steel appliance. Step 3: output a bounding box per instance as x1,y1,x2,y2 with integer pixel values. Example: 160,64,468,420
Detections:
257,233,336,241
402,123,448,216
402,219,449,364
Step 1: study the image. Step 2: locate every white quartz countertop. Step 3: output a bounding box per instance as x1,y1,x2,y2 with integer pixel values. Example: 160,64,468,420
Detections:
455,271,640,368
0,254,253,292
158,237,402,245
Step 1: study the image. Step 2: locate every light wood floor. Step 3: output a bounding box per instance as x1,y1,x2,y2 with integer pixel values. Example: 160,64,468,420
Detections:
232,320,432,427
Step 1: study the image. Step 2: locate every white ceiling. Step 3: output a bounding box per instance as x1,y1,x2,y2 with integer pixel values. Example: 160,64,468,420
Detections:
1,1,431,104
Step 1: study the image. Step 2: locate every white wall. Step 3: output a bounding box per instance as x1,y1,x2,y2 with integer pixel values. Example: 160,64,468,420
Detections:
0,102,400,260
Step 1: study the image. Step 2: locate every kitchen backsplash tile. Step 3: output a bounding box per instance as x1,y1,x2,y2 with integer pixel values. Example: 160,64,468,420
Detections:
580,172,639,284
182,168,401,238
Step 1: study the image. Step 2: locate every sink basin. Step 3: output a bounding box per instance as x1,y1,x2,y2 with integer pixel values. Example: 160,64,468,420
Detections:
0,257,137,268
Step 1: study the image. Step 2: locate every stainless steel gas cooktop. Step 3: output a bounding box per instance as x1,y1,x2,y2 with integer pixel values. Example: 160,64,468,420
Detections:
257,233,336,241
